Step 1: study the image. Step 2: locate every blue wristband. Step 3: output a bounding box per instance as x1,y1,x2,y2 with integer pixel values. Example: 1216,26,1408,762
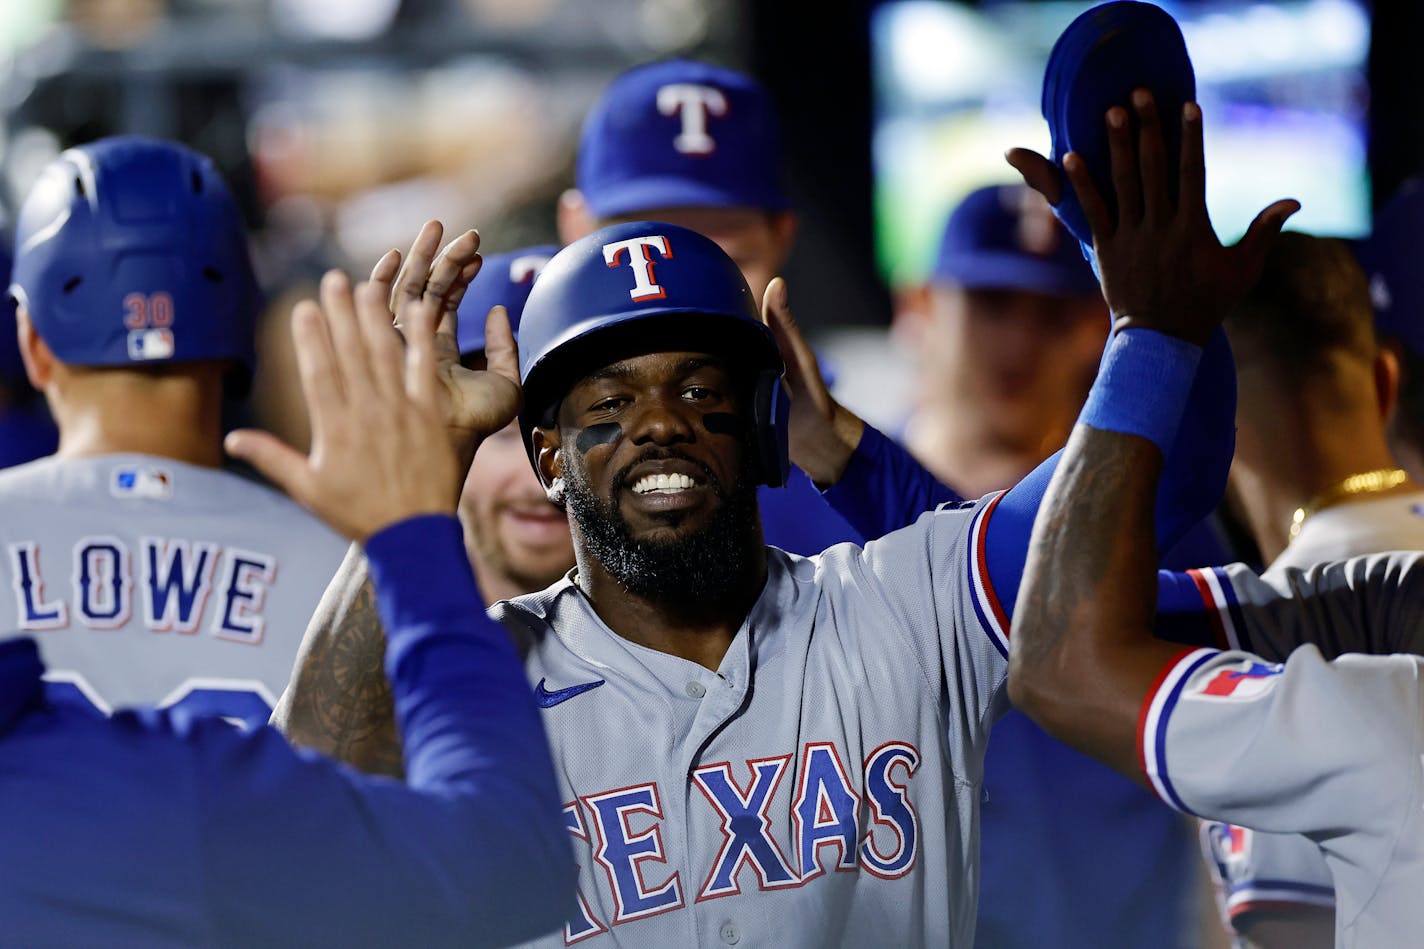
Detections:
1078,328,1203,452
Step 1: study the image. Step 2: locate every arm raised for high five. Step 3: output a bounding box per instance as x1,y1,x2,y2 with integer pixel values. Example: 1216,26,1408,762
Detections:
1009,92,1297,774
216,261,571,945
271,222,517,776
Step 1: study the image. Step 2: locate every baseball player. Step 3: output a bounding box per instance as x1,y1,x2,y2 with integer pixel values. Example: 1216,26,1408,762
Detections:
1194,233,1424,946
1,262,574,945
560,57,862,556
0,137,347,727
1010,93,1420,949
276,86,1291,943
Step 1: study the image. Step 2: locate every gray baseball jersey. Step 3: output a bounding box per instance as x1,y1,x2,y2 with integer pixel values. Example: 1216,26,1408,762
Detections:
1140,644,1424,948
0,453,348,726
491,494,1012,947
1201,493,1424,928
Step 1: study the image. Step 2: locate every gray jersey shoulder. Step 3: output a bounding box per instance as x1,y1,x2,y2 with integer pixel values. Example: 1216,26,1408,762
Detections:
1204,500,1424,927
1145,646,1424,947
492,497,1011,948
1193,551,1424,659
0,454,348,720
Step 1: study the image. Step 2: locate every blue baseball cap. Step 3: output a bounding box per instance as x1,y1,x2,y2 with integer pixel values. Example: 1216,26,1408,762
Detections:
576,59,791,219
1042,1,1196,248
931,184,1100,297
1361,180,1424,356
456,245,561,358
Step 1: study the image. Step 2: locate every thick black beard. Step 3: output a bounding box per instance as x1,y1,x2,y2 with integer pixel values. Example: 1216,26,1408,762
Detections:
564,450,761,604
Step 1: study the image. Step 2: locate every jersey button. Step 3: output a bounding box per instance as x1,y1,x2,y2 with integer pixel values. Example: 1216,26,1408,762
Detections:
685,681,707,699
719,922,740,945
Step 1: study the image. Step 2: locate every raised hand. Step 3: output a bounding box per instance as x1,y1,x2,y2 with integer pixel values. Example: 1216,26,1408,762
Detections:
226,270,473,542
371,221,523,465
760,277,863,487
1007,91,1299,345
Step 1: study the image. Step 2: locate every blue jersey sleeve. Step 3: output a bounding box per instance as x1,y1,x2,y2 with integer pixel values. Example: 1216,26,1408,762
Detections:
985,327,1237,623
823,328,1236,627
820,424,963,539
195,515,574,946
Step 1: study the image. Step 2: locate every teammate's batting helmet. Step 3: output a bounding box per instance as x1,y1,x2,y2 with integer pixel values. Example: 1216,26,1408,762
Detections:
456,245,560,359
518,221,789,487
9,136,261,391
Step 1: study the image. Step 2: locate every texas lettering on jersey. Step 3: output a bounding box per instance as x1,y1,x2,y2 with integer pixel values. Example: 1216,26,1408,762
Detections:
558,739,921,943
8,534,277,642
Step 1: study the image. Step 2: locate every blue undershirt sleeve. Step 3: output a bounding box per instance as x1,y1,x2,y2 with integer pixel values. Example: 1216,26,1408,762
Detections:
821,424,965,539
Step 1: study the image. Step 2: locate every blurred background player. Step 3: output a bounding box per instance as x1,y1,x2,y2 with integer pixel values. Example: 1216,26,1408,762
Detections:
454,245,574,604
898,183,1200,947
0,137,347,726
1227,233,1424,570
896,184,1107,495
1199,231,1424,949
556,57,862,554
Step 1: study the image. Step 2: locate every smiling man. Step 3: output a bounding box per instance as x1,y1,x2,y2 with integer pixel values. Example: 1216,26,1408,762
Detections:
274,121,1295,938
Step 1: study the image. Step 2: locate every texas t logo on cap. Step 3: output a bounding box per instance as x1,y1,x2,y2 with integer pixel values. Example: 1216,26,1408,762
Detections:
656,83,729,156
603,235,673,302
508,253,552,286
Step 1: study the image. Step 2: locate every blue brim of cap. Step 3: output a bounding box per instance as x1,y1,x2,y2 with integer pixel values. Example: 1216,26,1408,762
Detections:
933,251,1100,298
584,176,791,219
1042,1,1196,246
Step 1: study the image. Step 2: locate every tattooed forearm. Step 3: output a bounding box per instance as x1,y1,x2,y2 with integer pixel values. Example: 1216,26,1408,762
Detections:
1014,426,1161,673
1009,421,1166,758
271,542,405,778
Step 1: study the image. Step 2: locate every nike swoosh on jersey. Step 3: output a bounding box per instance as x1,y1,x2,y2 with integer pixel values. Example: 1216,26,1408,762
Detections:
534,677,605,708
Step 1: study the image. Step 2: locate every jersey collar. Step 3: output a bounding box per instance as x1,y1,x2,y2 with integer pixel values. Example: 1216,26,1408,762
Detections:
0,637,44,732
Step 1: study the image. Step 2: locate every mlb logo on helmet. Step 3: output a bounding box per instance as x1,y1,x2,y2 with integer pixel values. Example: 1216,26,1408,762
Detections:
127,328,176,361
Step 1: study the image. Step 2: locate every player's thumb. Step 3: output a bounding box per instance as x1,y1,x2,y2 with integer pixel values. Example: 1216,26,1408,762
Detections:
1235,198,1300,278
763,278,815,384
483,305,521,386
225,430,311,504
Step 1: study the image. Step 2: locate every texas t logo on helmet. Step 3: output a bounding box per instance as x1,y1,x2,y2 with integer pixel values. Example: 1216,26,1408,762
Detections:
603,235,673,301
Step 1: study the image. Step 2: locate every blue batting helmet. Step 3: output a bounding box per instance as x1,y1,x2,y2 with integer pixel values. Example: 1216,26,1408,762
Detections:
517,221,789,487
456,245,560,359
9,136,261,392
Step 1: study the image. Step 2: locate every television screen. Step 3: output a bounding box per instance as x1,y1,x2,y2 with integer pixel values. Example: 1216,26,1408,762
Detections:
872,0,1371,284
